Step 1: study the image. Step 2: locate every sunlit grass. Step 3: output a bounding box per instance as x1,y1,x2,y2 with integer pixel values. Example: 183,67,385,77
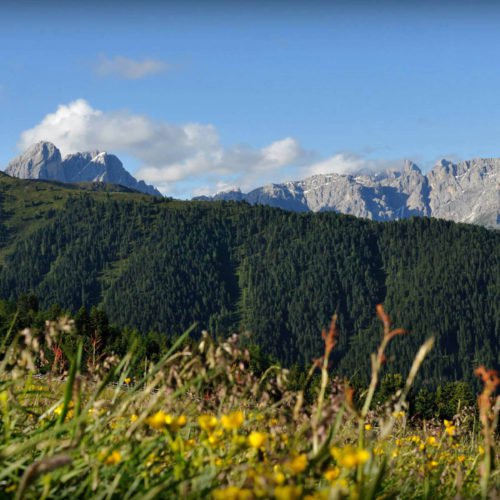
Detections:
0,309,498,499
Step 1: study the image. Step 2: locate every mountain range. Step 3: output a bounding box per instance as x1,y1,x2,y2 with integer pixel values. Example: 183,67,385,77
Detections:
4,143,499,228
195,159,499,228
4,141,162,196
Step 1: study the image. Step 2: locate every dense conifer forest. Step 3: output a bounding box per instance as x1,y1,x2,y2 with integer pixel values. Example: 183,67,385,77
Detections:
0,174,498,388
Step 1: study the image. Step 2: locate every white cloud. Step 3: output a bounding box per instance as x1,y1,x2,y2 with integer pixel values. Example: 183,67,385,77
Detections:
301,153,372,177
135,137,307,193
18,99,309,196
94,55,169,79
299,152,396,178
18,99,406,198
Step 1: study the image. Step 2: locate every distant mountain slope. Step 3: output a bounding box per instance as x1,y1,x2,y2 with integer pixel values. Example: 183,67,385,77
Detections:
4,141,162,196
0,174,497,387
195,158,499,228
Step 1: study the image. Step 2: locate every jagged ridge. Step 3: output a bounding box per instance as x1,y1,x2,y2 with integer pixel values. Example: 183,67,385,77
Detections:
195,159,499,228
4,141,162,197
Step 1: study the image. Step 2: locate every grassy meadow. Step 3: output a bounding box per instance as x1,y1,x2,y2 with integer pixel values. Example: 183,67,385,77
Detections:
0,307,498,499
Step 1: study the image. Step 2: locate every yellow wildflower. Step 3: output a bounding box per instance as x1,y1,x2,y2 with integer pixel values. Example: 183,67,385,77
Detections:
427,460,439,470
324,467,340,481
198,414,218,432
212,486,252,500
146,412,187,432
273,470,286,485
288,453,308,474
356,448,370,466
99,450,122,465
445,426,456,436
221,410,244,430
130,414,138,423
444,419,456,436
364,423,372,431
208,429,224,446
248,431,267,449
331,446,370,468
54,400,74,416
165,414,187,432
124,377,131,385
146,410,167,430
274,485,302,500
184,438,196,449
426,436,437,446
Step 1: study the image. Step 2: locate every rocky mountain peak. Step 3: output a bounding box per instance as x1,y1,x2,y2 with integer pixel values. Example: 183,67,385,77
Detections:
6,141,64,180
29,141,60,158
4,142,162,197
402,160,422,174
431,158,457,176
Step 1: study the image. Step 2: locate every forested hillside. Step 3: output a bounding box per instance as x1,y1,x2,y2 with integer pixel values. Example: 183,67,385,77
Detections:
0,174,498,386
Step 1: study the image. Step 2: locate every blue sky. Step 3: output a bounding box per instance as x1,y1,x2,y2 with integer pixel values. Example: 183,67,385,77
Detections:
1,1,500,197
